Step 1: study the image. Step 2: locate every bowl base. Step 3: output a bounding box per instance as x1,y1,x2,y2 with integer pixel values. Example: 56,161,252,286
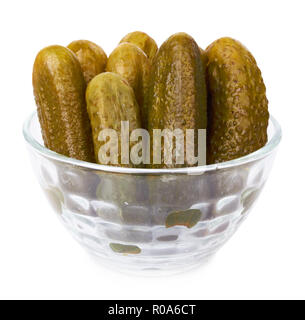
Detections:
87,248,215,277
60,208,233,276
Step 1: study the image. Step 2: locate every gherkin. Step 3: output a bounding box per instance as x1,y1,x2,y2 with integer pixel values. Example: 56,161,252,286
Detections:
33,45,95,162
206,37,269,164
106,42,151,128
147,33,207,168
119,31,158,61
86,72,141,167
67,40,107,85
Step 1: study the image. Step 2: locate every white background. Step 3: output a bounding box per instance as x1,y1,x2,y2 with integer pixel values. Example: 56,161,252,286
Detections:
0,0,304,300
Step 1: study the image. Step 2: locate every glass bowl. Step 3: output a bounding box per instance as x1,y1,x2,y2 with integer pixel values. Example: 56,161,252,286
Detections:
23,111,281,275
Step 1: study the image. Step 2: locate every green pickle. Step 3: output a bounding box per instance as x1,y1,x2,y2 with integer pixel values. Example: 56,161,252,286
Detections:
206,37,269,164
106,42,151,128
147,33,207,168
67,40,107,85
86,72,141,166
119,31,158,61
32,45,95,162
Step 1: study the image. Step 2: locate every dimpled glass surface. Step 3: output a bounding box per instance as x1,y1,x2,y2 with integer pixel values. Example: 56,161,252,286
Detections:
24,112,280,275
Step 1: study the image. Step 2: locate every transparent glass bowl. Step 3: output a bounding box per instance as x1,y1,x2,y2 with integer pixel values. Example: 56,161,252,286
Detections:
23,112,281,275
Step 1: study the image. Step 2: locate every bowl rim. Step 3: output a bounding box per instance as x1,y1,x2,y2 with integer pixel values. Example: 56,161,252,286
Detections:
23,111,282,175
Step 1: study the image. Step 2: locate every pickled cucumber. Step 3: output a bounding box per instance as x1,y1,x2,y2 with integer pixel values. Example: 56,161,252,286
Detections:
206,37,269,164
147,33,207,168
33,45,95,162
119,31,158,61
86,72,141,166
106,43,151,128
67,40,107,85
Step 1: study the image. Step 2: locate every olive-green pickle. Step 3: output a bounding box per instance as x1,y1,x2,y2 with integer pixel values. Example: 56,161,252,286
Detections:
206,37,269,164
147,33,207,168
68,40,107,85
33,45,95,162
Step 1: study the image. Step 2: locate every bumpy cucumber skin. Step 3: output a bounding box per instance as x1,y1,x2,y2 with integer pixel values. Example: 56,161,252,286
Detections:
147,33,207,168
33,45,95,162
206,37,269,164
67,40,107,85
106,42,151,128
86,72,141,166
119,31,158,61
